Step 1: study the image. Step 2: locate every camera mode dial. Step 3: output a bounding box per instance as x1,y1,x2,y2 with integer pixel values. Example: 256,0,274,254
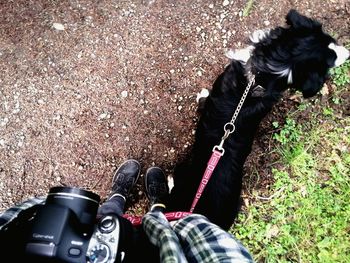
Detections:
86,215,120,263
87,243,110,263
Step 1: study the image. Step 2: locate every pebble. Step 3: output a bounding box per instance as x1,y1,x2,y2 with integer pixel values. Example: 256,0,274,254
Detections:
223,0,230,6
99,113,109,119
53,23,65,31
121,90,128,97
0,117,9,126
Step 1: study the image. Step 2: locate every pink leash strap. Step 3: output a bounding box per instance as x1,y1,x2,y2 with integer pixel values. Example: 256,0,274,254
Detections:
123,211,192,226
189,149,223,212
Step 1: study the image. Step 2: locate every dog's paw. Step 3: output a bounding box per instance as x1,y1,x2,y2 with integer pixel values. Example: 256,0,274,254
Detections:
196,88,210,113
225,46,254,63
196,88,209,103
249,29,271,43
167,175,174,193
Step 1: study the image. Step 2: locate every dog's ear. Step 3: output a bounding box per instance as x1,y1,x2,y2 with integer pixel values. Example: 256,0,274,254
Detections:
286,9,321,30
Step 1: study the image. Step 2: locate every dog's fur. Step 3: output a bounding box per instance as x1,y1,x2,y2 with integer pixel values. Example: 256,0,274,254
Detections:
167,9,349,230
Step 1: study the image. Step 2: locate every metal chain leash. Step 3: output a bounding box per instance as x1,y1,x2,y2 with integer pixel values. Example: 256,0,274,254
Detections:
213,75,255,155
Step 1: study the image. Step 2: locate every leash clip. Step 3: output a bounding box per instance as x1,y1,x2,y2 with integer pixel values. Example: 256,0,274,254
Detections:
213,128,234,156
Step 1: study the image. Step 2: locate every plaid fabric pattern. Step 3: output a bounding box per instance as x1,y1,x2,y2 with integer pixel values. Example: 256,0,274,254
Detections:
143,212,254,263
143,211,188,262
0,197,45,230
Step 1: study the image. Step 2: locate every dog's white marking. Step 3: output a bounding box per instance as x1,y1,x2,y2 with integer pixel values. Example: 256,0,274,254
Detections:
225,46,254,63
249,29,271,43
269,64,293,84
196,88,209,103
328,43,350,67
167,175,174,193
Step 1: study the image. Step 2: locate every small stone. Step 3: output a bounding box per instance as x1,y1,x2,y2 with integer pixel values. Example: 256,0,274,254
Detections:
121,90,128,97
178,105,183,110
264,20,270,26
0,117,9,126
209,4,214,8
197,70,202,77
99,113,108,119
53,23,65,31
223,0,230,6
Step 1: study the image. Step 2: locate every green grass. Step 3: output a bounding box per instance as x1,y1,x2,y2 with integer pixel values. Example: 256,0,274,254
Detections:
231,66,350,262
329,56,350,88
243,0,255,17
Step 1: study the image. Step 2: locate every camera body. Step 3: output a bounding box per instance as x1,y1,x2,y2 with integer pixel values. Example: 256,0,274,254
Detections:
25,187,124,263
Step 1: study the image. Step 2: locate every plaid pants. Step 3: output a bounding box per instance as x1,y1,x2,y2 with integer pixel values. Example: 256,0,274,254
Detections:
142,211,254,263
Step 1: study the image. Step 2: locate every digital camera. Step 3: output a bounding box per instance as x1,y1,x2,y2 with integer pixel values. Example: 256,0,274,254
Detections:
24,186,127,263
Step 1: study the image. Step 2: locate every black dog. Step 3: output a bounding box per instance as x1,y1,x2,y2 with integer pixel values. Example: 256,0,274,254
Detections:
167,9,349,230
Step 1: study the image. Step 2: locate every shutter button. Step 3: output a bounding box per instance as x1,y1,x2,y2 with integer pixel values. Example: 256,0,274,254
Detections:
99,216,116,233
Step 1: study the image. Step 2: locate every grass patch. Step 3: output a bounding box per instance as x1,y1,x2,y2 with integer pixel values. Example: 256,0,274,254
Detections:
232,105,350,262
330,60,350,88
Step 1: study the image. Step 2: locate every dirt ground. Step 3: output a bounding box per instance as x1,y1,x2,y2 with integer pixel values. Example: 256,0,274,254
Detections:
1,0,349,214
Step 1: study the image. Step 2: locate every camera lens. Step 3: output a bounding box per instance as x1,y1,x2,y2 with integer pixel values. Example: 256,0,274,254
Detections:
46,186,100,226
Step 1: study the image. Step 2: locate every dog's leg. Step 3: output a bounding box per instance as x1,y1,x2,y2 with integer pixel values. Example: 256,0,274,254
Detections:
249,28,271,43
225,46,254,64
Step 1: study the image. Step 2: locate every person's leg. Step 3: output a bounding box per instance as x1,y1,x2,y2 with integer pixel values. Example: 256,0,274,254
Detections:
142,167,187,262
98,159,140,217
173,214,254,263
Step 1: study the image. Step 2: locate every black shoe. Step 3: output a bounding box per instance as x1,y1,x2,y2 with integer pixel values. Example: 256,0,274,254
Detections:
145,167,169,210
110,159,141,200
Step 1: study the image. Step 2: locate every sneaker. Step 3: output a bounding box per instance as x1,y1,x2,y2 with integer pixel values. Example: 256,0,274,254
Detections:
144,167,169,210
109,159,141,200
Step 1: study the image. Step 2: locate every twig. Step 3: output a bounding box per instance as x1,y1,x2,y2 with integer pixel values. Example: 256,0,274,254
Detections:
255,186,286,200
